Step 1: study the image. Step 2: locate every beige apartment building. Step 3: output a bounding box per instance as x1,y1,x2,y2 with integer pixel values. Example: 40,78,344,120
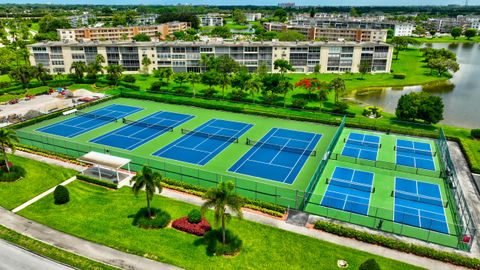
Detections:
57,22,190,42
28,40,393,74
263,22,388,42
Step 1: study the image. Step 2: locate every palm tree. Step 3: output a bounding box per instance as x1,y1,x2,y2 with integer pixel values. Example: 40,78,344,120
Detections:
279,79,294,108
70,61,87,80
105,64,124,86
245,76,262,104
329,77,346,103
131,166,163,218
188,72,201,97
141,55,151,75
0,129,19,172
34,63,49,86
201,181,244,245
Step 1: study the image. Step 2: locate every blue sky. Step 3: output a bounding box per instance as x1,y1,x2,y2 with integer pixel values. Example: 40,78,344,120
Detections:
0,0,477,6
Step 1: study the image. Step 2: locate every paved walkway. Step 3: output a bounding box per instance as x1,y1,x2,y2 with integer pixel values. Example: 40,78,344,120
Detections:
14,150,86,172
6,150,472,270
0,207,182,270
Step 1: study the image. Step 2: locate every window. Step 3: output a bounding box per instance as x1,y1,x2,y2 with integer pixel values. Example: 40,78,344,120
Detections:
200,47,213,52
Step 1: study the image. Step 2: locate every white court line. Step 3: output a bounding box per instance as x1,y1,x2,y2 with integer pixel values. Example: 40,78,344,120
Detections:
247,159,293,169
282,134,319,183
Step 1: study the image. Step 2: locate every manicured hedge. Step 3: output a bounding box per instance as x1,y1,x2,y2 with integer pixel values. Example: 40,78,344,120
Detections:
53,185,70,205
313,221,480,269
16,145,81,164
76,174,118,189
393,73,406,79
471,129,480,139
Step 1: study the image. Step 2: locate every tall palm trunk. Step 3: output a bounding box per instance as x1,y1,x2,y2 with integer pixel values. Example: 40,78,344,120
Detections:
222,211,226,245
146,193,152,218
2,144,10,172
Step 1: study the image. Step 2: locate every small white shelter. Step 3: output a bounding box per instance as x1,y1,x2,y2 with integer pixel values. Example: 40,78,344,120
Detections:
78,151,131,183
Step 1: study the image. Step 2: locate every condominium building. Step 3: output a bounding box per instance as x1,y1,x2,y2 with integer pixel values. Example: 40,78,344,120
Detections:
245,13,262,22
57,22,190,42
135,14,160,25
198,14,224,27
264,22,387,42
28,40,393,75
68,13,96,28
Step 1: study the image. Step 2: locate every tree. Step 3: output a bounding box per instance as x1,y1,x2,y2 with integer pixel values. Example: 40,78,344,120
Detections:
451,27,462,39
105,64,124,85
390,36,420,60
395,92,444,124
244,76,262,104
211,26,232,39
349,7,359,17
201,181,244,245
0,48,14,74
359,259,381,270
274,59,294,76
427,58,459,77
413,25,426,36
69,61,87,80
273,9,288,22
279,79,294,108
0,129,18,172
201,70,220,91
95,54,105,73
422,48,456,62
131,166,163,218
329,77,346,103
216,55,239,97
133,33,151,41
159,67,173,83
188,72,201,97
173,72,189,86
9,65,36,88
277,30,307,41
231,68,252,92
358,61,371,78
34,63,51,86
256,62,269,79
465,28,478,40
313,64,321,78
141,55,152,74
295,78,329,102
232,9,247,25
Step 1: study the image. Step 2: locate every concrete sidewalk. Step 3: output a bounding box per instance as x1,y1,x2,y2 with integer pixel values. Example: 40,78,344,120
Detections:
0,207,182,270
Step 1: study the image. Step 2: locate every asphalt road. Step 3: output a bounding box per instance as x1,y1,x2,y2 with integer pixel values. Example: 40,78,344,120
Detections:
0,239,73,270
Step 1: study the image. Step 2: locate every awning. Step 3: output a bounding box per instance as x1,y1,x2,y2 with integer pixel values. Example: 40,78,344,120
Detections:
78,151,131,169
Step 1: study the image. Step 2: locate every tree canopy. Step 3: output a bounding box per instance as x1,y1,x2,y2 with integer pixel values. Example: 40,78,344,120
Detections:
395,92,444,124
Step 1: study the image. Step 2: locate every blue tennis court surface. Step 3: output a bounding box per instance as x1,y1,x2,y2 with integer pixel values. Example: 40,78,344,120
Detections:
396,139,435,171
89,111,194,150
153,119,252,165
393,178,448,234
321,167,374,215
36,104,142,138
341,132,380,161
228,128,321,184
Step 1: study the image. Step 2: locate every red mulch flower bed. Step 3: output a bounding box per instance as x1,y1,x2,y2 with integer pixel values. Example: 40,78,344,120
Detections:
172,217,211,236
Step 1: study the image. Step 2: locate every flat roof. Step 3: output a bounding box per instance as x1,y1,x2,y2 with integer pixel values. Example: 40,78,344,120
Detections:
78,151,130,169
28,40,392,48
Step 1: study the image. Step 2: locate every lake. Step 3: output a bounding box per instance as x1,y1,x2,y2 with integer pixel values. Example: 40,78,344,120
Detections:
353,43,480,128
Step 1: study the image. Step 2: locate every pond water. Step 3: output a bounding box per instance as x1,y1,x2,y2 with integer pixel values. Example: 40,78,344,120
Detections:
353,43,480,128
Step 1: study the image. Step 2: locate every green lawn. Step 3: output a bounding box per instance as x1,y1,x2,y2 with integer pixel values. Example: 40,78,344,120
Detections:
0,155,77,210
412,36,480,43
0,225,117,270
19,181,424,270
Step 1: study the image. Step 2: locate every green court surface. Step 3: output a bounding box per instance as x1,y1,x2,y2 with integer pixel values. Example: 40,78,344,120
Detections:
17,97,336,208
305,128,462,249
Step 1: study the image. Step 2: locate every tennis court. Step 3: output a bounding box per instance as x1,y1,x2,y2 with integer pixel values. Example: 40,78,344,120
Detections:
89,111,194,150
395,139,436,171
320,166,375,215
228,128,321,184
37,104,142,138
341,132,381,161
153,119,253,165
393,177,449,234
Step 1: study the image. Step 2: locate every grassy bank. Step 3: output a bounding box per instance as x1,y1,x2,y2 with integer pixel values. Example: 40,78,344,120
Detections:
19,181,424,270
0,155,77,210
413,36,480,43
0,225,117,270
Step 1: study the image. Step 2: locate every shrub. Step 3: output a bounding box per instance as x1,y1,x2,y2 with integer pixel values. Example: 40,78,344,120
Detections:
0,165,26,182
313,221,480,269
76,174,118,189
122,75,136,83
150,81,169,92
188,209,202,224
332,101,349,114
172,86,187,94
471,129,480,139
359,259,381,270
393,73,406,79
132,207,171,229
53,185,70,205
291,98,308,109
202,229,242,256
229,90,247,101
362,106,382,118
172,216,211,236
200,88,217,98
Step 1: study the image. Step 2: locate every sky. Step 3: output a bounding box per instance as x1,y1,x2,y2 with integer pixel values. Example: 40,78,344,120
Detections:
0,0,477,6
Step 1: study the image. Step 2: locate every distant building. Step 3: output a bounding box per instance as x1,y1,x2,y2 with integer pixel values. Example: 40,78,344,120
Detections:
28,40,393,74
278,2,295,8
198,14,224,27
136,14,159,25
245,13,262,22
393,23,415,37
427,18,465,33
471,21,480,31
68,13,96,28
57,22,189,42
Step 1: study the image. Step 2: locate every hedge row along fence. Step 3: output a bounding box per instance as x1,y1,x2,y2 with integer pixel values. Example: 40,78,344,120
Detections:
76,174,118,190
313,220,480,269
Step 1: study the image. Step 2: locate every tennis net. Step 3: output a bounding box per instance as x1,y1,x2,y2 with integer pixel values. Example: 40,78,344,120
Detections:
75,111,118,122
123,119,174,132
345,138,381,149
392,190,448,208
395,146,436,157
181,128,239,143
326,178,375,193
246,138,316,156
